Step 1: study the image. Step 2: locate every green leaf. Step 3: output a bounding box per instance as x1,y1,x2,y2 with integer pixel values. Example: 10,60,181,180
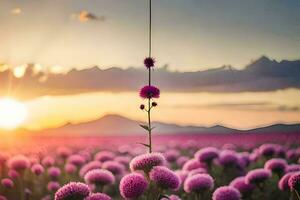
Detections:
139,124,150,131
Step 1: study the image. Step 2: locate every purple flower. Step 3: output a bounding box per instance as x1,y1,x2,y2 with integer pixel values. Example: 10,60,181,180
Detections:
31,164,44,176
259,144,276,157
67,155,86,167
65,163,77,174
79,161,102,177
289,172,300,191
264,158,287,175
144,57,155,68
7,155,30,171
285,164,300,173
114,156,131,166
188,168,207,177
176,156,189,167
139,85,160,99
1,178,14,189
54,182,90,200
161,195,181,200
195,147,219,163
182,159,206,171
57,147,72,159
278,172,294,191
48,167,61,180
84,169,115,186
149,166,180,190
94,151,115,163
230,176,255,194
0,195,7,200
85,193,112,200
8,169,19,179
47,181,60,192
164,149,180,163
245,169,271,185
119,173,148,199
130,152,165,173
218,150,239,167
212,186,241,200
42,156,55,167
184,174,214,193
102,161,125,176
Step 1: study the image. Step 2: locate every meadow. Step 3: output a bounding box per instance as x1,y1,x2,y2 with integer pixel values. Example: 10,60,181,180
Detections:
0,133,300,200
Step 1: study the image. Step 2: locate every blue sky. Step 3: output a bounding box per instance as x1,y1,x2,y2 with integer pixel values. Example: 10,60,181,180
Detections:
0,0,299,71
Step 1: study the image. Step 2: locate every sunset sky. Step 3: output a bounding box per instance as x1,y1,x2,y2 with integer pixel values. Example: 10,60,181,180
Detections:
0,0,300,131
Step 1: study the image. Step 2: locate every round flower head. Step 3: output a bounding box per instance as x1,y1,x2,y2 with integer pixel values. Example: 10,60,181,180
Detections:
130,152,165,173
218,150,239,167
237,153,251,168
149,166,180,190
42,156,55,167
0,195,7,200
84,169,115,186
285,164,300,173
230,176,255,194
79,161,102,177
278,172,294,191
161,195,181,200
164,149,180,163
259,144,276,157
176,156,189,167
264,158,287,175
184,174,214,193
47,181,60,192
245,169,271,185
139,85,160,99
102,161,125,176
7,155,30,171
188,168,207,177
195,147,219,163
65,163,77,174
57,147,72,159
85,193,112,200
1,178,14,189
144,57,155,68
48,167,61,180
54,182,90,200
67,155,85,167
182,159,206,171
94,151,115,163
212,186,241,200
31,164,44,176
8,169,20,179
119,173,148,199
289,172,300,191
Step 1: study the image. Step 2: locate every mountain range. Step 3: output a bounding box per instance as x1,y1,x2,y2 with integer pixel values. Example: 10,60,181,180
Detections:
1,56,300,99
30,114,300,136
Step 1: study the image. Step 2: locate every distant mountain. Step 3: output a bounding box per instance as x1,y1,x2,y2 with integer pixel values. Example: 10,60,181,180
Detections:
34,114,300,136
1,56,300,99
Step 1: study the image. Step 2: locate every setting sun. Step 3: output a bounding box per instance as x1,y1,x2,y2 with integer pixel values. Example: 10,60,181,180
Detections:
0,98,28,130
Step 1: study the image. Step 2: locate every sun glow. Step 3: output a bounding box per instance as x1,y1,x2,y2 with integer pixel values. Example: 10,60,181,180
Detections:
0,98,28,130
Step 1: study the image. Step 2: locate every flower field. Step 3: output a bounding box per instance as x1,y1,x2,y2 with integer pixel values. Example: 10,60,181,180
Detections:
0,133,300,200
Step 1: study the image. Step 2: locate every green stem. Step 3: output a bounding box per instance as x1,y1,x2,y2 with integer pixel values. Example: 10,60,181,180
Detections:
295,190,300,200
148,98,152,153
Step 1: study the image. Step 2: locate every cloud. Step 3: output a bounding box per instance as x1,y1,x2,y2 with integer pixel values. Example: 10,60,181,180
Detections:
0,56,300,99
71,10,106,23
